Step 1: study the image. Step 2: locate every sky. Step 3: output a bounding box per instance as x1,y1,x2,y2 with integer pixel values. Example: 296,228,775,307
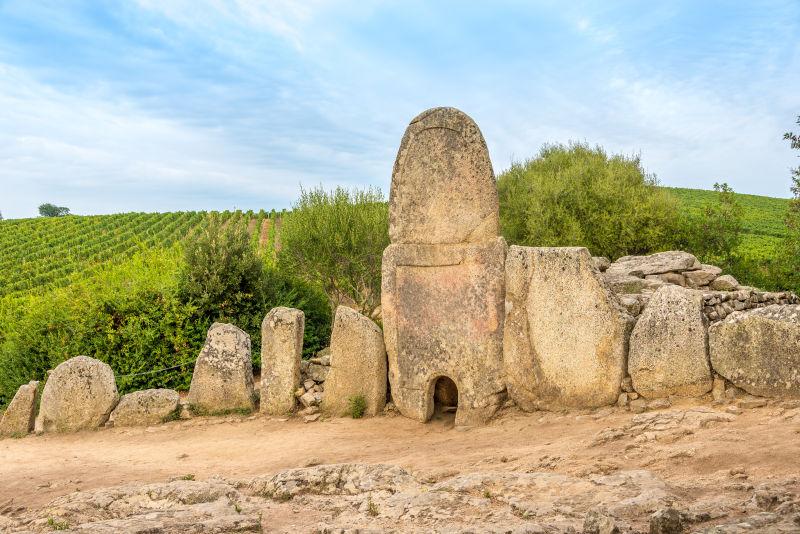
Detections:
0,1,799,219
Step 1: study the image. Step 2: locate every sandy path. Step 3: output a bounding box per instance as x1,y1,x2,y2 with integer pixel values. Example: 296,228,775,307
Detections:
2,400,799,513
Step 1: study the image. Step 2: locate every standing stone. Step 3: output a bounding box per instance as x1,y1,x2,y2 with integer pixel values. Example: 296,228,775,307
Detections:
382,107,506,426
322,306,387,417
0,381,39,437
187,323,255,414
36,356,119,433
108,389,180,427
504,247,632,410
260,307,304,415
709,305,800,397
628,285,712,398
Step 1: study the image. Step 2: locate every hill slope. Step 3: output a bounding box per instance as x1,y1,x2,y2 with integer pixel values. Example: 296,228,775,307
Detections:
666,186,790,260
0,210,283,300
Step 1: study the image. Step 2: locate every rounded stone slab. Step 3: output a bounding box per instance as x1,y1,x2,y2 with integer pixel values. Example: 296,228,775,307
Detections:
0,380,39,437
108,389,180,427
628,285,712,399
36,356,119,433
389,107,499,245
260,307,304,416
504,246,632,410
187,323,256,414
322,306,387,417
709,304,800,397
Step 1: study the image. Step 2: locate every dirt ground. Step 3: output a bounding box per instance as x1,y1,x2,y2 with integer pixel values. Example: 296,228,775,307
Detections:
1,399,800,532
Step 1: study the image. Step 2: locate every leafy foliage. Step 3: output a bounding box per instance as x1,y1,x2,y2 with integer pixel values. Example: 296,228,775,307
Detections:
678,182,743,270
497,143,681,259
278,186,389,315
776,115,800,292
347,394,367,419
38,203,70,217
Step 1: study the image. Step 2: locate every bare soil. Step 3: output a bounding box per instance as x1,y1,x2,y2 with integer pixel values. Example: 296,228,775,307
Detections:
1,399,799,532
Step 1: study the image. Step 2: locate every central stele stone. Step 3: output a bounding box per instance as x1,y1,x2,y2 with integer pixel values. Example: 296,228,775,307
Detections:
381,107,506,426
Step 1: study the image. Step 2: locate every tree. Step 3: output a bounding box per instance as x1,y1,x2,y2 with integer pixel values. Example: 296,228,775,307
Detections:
38,203,70,217
682,182,743,269
778,115,800,291
496,142,681,259
278,186,389,315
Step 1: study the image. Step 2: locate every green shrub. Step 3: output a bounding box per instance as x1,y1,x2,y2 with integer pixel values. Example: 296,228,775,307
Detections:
347,395,367,419
278,186,389,315
497,142,681,259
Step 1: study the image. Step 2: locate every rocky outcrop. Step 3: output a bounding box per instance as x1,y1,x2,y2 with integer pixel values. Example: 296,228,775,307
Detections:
709,305,800,397
322,306,387,417
187,323,256,415
35,356,119,433
260,307,304,416
628,285,712,398
108,389,180,427
0,380,39,437
504,246,632,410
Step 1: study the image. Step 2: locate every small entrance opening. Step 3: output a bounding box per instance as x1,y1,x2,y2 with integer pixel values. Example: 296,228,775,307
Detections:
431,376,458,424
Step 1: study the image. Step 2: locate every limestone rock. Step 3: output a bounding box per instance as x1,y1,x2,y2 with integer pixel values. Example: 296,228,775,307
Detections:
187,323,255,414
260,307,304,415
504,246,631,410
36,356,119,433
709,305,800,397
108,389,180,427
322,306,388,417
607,251,700,277
0,380,39,437
388,107,499,245
710,274,739,291
628,286,712,398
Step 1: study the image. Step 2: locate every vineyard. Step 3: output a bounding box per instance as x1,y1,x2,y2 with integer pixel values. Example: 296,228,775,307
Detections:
0,210,285,300
667,186,791,260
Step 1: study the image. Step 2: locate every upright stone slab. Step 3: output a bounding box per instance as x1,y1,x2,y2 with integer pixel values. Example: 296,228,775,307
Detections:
260,307,304,415
709,305,800,397
382,107,506,426
504,247,631,410
187,323,256,414
628,285,712,398
36,356,119,433
0,380,39,437
323,306,387,417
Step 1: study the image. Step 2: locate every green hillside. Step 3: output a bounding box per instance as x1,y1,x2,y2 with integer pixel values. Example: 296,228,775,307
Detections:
666,187,791,261
0,210,283,300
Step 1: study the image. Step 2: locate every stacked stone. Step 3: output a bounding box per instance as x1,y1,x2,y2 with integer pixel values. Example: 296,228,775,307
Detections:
597,250,798,321
296,348,330,411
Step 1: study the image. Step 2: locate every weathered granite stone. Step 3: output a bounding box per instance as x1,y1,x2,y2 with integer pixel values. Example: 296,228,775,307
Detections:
504,246,632,410
382,107,506,426
260,308,304,415
322,306,387,416
607,251,700,277
603,272,645,294
383,239,507,426
388,107,499,245
628,286,712,398
710,274,739,291
108,389,180,427
36,356,119,433
187,323,255,414
684,265,721,288
0,380,39,437
709,305,800,397
591,256,611,272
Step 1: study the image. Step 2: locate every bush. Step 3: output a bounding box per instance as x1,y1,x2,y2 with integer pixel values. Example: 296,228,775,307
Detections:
347,395,367,419
278,186,389,315
678,182,744,270
497,143,681,259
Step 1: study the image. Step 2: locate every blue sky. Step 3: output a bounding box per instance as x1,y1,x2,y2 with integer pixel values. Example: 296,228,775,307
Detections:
0,1,798,218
